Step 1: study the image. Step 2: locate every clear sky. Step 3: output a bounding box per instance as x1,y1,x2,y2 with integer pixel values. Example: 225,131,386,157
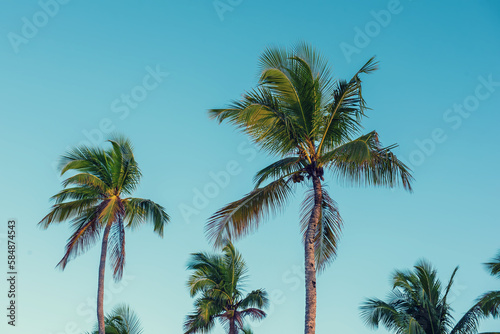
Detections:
0,0,499,333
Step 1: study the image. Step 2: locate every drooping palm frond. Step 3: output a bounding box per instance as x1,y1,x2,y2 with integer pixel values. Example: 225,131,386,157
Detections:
209,86,302,156
253,156,305,188
320,131,413,191
56,209,101,269
108,217,126,280
478,291,500,318
122,198,170,236
300,188,342,272
238,289,269,310
206,178,295,247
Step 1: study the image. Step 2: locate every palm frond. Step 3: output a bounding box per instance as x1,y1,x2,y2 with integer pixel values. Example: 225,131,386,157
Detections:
108,218,126,281
56,210,101,269
478,291,500,318
321,131,413,191
317,56,378,153
253,156,305,188
485,251,500,278
300,188,343,272
123,198,170,236
206,178,295,247
239,289,269,310
39,199,100,228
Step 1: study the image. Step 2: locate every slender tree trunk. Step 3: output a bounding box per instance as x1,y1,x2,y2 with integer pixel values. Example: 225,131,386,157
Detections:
304,175,322,334
97,223,112,334
229,317,237,334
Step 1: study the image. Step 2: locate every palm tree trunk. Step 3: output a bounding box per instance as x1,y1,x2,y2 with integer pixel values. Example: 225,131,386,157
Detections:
229,317,237,334
97,223,112,334
304,175,322,334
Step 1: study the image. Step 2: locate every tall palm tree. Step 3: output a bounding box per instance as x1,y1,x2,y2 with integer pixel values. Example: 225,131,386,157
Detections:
478,251,500,318
184,241,268,334
360,260,497,334
86,304,144,334
207,43,413,334
39,136,170,334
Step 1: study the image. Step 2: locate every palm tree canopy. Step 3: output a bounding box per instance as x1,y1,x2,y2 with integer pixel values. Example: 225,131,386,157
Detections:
39,135,170,280
360,260,493,334
184,241,268,334
207,43,413,270
86,304,144,334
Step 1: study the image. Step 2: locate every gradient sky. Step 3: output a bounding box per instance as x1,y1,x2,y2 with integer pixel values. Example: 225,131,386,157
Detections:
1,1,500,333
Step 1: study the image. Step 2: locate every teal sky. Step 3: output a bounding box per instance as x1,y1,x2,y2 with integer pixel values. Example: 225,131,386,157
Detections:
1,0,500,333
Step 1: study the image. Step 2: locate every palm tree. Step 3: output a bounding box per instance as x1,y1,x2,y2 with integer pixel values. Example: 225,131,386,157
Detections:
184,241,268,334
39,136,170,334
360,260,497,334
85,304,144,334
207,43,413,334
478,251,500,318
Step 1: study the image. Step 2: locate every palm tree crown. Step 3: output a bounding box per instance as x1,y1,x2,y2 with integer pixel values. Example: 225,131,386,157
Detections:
207,43,412,269
40,135,169,278
184,242,268,334
207,43,413,334
360,260,493,334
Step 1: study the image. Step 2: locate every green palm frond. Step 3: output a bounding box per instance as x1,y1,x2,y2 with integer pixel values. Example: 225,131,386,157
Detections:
56,210,100,269
253,156,304,188
478,291,500,318
50,186,104,204
485,251,500,278
108,219,126,281
39,198,100,228
206,178,295,247
60,173,108,193
59,145,112,186
451,302,484,334
239,289,269,310
300,188,343,272
122,198,170,236
321,131,413,191
317,56,378,153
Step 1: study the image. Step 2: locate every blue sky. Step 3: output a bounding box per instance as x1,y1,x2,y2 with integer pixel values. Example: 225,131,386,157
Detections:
0,0,499,333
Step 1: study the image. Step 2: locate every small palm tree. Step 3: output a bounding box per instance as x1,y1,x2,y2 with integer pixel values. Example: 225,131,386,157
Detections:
207,42,413,334
184,242,268,334
85,304,144,334
40,136,170,334
360,260,495,334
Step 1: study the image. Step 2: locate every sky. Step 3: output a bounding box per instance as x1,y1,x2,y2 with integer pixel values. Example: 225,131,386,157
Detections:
0,0,499,333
